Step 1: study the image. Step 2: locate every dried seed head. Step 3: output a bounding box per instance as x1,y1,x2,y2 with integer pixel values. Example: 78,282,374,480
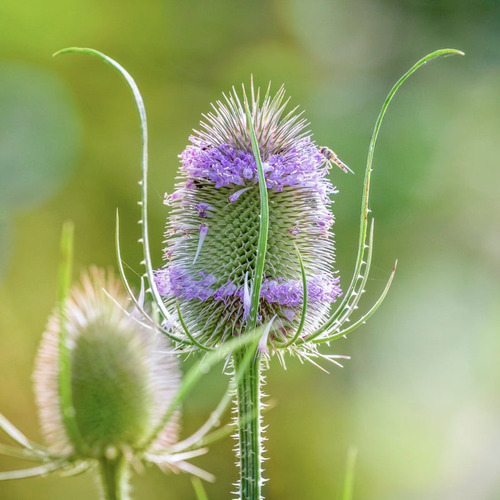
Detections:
33,268,180,457
157,83,342,349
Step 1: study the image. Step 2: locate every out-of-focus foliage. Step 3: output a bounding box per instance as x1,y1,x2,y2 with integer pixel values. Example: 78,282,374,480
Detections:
0,63,80,214
0,0,499,499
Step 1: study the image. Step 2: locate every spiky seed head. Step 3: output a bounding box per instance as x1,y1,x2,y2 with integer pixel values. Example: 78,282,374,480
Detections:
157,83,342,350
33,268,180,458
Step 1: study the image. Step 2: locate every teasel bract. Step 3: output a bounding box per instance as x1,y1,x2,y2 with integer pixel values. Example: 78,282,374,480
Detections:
50,47,462,499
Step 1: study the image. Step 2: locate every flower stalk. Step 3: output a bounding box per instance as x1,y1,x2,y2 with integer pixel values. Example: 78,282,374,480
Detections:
233,350,263,500
99,454,130,500
231,98,269,500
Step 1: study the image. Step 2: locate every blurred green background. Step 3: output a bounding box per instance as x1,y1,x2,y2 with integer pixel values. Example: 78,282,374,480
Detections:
1,0,499,498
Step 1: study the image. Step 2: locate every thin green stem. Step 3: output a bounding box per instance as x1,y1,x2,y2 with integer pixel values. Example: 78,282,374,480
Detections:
233,350,262,500
99,455,130,500
340,447,358,500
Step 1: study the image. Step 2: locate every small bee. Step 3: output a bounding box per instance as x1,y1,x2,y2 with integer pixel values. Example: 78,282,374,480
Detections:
320,146,354,174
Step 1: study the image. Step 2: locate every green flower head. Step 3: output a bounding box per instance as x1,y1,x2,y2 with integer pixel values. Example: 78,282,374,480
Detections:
34,268,180,458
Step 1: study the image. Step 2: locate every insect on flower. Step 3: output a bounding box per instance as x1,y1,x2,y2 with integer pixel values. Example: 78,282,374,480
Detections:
319,146,354,174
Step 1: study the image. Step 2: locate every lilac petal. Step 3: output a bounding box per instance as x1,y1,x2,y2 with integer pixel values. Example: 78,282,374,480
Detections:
179,138,334,200
229,187,253,204
257,315,276,355
243,272,251,320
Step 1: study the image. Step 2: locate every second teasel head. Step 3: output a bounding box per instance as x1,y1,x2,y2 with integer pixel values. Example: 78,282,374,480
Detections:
34,268,181,459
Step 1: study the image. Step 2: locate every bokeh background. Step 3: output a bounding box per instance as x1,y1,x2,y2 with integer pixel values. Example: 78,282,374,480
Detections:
1,0,499,498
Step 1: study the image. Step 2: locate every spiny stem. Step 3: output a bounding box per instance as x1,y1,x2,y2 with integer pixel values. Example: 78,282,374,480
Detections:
229,83,269,500
233,349,263,500
98,455,130,500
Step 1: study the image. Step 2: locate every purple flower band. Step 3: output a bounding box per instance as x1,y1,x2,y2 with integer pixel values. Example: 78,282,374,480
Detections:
155,267,341,308
179,137,334,198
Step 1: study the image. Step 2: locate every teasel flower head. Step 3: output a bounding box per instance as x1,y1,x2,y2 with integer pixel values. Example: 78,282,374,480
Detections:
155,83,350,362
33,268,181,459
